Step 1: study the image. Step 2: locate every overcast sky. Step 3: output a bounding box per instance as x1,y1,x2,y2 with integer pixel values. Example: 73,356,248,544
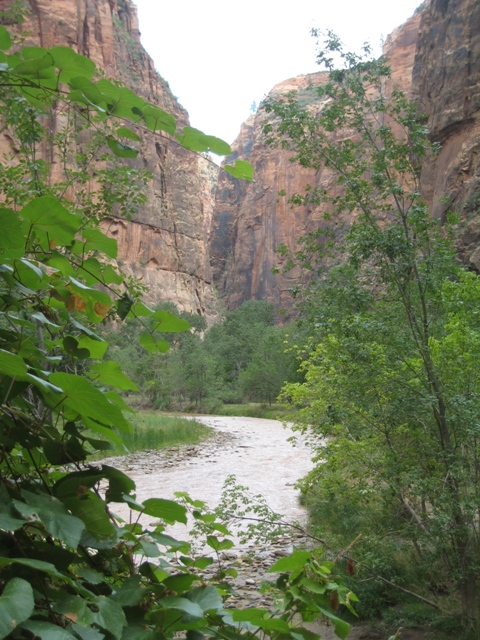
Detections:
132,0,423,147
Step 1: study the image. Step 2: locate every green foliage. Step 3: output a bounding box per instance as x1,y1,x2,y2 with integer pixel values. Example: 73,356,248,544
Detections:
0,26,350,640
266,31,480,626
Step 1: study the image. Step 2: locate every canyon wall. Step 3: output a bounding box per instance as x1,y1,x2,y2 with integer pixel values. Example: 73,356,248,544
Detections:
0,0,220,321
210,0,480,312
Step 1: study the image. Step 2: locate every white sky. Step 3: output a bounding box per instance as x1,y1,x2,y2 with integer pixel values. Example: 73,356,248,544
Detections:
132,0,423,147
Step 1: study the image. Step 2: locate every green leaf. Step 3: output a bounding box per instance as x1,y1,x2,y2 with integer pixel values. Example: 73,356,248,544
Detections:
140,104,176,135
230,608,268,622
0,349,27,377
93,597,127,640
111,576,146,606
139,333,170,353
177,127,231,155
21,196,81,247
224,160,254,181
117,293,134,320
0,578,34,640
90,361,139,391
0,208,24,259
107,136,139,159
0,557,66,581
158,596,203,620
15,490,85,548
117,126,141,142
142,498,187,524
318,608,350,640
82,228,118,259
0,26,12,51
21,620,76,640
151,310,190,333
77,335,108,359
268,550,311,573
0,486,26,531
184,586,223,613
49,372,133,433
14,53,53,76
50,46,96,82
70,623,104,640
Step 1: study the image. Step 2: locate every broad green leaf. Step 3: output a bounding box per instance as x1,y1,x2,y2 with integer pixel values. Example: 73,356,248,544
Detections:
50,46,96,82
117,293,134,320
90,360,139,391
257,618,291,634
157,596,203,620
151,310,190,332
184,586,223,613
0,578,34,640
111,576,146,606
300,578,327,594
142,498,187,524
0,208,24,259
21,620,75,640
231,608,268,622
0,349,27,377
224,160,254,181
269,550,311,573
177,127,231,155
77,335,108,359
318,608,350,640
15,490,85,548
104,390,135,413
0,26,11,51
117,126,141,142
0,557,66,581
107,136,139,159
65,491,116,542
82,228,118,259
14,53,53,75
139,333,170,353
93,597,127,640
140,104,176,135
69,623,104,640
49,372,133,433
0,486,26,531
21,196,81,247
68,76,107,112
163,573,198,593
206,536,234,551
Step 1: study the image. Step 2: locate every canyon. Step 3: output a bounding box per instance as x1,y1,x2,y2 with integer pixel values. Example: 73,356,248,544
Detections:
210,0,480,313
1,0,479,318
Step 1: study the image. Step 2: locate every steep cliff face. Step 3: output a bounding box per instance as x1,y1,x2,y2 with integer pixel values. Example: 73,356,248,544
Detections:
0,0,219,321
210,13,422,312
412,0,480,269
211,0,480,312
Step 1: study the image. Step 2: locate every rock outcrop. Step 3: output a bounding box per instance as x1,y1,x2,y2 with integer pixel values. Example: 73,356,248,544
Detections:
210,0,480,312
412,0,480,270
0,0,219,321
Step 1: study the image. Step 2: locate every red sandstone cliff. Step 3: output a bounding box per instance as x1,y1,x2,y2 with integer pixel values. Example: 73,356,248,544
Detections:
210,0,480,312
0,0,219,321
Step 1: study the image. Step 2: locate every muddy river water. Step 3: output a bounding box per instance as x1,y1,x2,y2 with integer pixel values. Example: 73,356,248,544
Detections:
108,415,313,537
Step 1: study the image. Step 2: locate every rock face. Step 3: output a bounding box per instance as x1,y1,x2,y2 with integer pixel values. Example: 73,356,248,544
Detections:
412,0,480,270
0,0,219,321
210,0,480,312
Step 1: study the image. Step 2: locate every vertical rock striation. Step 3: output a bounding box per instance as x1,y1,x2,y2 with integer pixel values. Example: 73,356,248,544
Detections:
0,0,219,321
210,0,480,312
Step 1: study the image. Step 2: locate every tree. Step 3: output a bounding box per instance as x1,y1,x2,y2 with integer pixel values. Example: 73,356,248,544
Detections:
265,32,480,627
0,19,353,640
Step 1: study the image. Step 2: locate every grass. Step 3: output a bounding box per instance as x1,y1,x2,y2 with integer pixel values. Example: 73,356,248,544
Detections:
110,412,213,454
210,403,292,421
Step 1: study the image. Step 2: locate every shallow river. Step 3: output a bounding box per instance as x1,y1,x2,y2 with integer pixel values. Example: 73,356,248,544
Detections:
109,415,313,538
